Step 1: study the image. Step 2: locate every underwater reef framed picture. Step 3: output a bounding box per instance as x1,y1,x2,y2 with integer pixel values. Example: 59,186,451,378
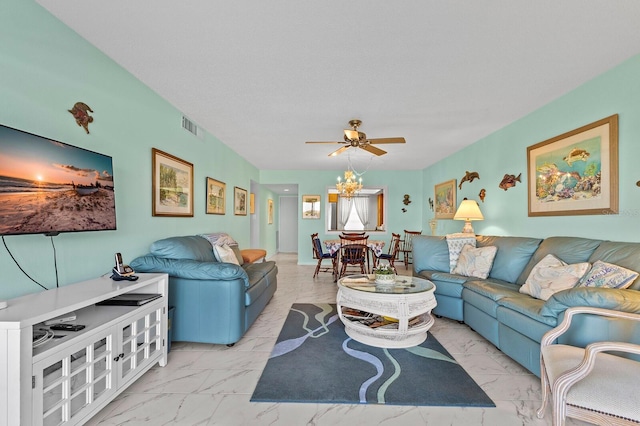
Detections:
434,179,457,219
527,114,618,217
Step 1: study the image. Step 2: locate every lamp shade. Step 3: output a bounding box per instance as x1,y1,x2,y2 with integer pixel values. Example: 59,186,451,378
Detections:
453,200,484,221
453,199,483,233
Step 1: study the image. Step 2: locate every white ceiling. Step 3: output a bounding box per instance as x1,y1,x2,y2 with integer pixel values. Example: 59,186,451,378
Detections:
37,1,640,175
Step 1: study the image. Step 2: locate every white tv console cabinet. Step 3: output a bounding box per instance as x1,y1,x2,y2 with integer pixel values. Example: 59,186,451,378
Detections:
0,273,168,426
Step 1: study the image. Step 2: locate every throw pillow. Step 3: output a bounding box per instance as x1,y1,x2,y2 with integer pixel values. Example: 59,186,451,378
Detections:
578,260,639,289
519,254,590,301
213,244,240,265
452,244,497,279
446,233,477,273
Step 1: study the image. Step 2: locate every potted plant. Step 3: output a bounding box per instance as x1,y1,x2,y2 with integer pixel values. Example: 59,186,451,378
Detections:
373,264,395,285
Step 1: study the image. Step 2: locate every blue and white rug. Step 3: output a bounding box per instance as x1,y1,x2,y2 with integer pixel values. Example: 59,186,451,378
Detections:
251,303,494,407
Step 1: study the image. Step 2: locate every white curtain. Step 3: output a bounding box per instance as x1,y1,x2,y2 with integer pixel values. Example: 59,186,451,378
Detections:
337,197,352,230
352,196,370,229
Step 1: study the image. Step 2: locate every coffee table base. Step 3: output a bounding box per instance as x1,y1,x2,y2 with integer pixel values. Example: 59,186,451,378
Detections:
342,313,435,348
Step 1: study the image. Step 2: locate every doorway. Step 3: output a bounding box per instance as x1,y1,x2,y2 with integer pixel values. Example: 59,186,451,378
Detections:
278,196,298,253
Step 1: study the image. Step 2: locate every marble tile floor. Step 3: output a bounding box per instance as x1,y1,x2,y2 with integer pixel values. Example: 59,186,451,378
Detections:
86,253,589,426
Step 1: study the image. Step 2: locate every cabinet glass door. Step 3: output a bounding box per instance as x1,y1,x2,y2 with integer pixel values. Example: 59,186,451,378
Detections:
33,331,115,426
118,304,164,384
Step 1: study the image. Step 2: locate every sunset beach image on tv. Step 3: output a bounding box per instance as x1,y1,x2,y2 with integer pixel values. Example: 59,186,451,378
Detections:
0,124,116,236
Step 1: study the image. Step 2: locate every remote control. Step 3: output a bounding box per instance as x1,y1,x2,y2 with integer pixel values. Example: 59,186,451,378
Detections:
50,324,85,332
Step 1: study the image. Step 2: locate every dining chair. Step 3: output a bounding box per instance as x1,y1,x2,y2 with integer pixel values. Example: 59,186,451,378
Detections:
537,306,640,425
338,234,369,277
400,230,422,270
372,233,401,273
310,233,337,279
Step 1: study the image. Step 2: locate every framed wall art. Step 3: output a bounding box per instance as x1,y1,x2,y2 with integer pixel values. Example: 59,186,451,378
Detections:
152,148,193,217
527,114,618,216
268,199,274,224
234,186,248,215
205,177,225,215
302,195,321,219
434,179,457,219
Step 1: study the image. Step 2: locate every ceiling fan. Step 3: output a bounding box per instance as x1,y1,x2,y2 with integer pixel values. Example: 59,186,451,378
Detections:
306,119,406,157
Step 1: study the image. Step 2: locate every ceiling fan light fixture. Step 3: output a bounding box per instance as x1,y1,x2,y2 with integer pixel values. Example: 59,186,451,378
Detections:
306,119,405,157
344,129,359,140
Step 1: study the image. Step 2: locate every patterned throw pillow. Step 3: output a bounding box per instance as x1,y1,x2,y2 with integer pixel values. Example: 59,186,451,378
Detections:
519,254,590,301
213,244,240,265
446,234,477,272
578,260,639,289
452,244,497,279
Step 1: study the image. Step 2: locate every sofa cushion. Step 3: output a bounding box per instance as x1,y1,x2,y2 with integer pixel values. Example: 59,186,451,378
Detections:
477,235,542,284
541,287,640,317
517,236,601,284
463,279,521,302
578,260,639,290
496,305,556,342
412,236,450,273
244,261,278,305
452,245,497,279
214,244,241,265
199,233,244,265
446,233,476,272
430,272,469,284
130,255,247,284
150,236,217,262
497,296,556,327
588,241,640,290
519,254,590,301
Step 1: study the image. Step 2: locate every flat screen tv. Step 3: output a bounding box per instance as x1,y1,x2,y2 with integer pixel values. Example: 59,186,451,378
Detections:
0,124,116,236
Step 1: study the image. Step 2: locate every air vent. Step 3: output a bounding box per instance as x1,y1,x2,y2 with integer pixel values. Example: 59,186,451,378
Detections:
182,116,203,139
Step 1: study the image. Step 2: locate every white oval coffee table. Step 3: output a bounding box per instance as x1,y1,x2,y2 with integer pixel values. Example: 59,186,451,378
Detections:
337,275,437,348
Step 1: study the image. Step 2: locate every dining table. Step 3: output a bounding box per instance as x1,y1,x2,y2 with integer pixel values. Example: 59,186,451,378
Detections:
324,239,386,275
323,239,386,256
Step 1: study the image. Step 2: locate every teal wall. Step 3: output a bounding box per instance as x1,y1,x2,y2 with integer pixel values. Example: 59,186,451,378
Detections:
0,1,264,299
423,54,640,241
261,169,424,265
2,0,638,301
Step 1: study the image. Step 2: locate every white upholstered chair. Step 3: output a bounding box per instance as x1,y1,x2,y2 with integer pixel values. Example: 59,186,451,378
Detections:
537,306,640,425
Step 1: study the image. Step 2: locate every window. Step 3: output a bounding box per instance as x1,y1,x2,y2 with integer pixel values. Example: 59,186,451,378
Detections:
326,187,386,232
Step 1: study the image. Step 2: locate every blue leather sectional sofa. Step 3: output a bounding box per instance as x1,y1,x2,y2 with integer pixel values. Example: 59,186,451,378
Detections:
413,235,640,376
131,235,278,345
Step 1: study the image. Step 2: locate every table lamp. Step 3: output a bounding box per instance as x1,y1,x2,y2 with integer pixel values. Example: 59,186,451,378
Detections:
453,199,484,234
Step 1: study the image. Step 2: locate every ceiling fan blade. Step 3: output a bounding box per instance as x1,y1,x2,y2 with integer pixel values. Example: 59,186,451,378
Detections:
368,137,406,144
306,141,344,144
328,146,351,157
360,144,387,156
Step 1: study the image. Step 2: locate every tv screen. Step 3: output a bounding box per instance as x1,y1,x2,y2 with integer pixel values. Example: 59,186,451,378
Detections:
0,124,116,236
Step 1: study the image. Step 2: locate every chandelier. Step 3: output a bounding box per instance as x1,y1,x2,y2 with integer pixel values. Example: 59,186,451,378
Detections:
336,169,363,199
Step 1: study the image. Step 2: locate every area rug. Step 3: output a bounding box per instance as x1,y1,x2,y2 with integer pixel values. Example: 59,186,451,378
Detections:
251,303,494,407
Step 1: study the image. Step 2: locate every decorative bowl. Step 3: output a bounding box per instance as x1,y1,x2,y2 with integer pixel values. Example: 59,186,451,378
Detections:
375,273,396,285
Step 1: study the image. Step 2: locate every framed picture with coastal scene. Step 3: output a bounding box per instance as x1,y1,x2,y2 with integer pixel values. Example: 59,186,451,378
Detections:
434,179,457,219
205,177,225,215
152,148,193,217
302,195,321,219
527,114,618,217
234,186,248,215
